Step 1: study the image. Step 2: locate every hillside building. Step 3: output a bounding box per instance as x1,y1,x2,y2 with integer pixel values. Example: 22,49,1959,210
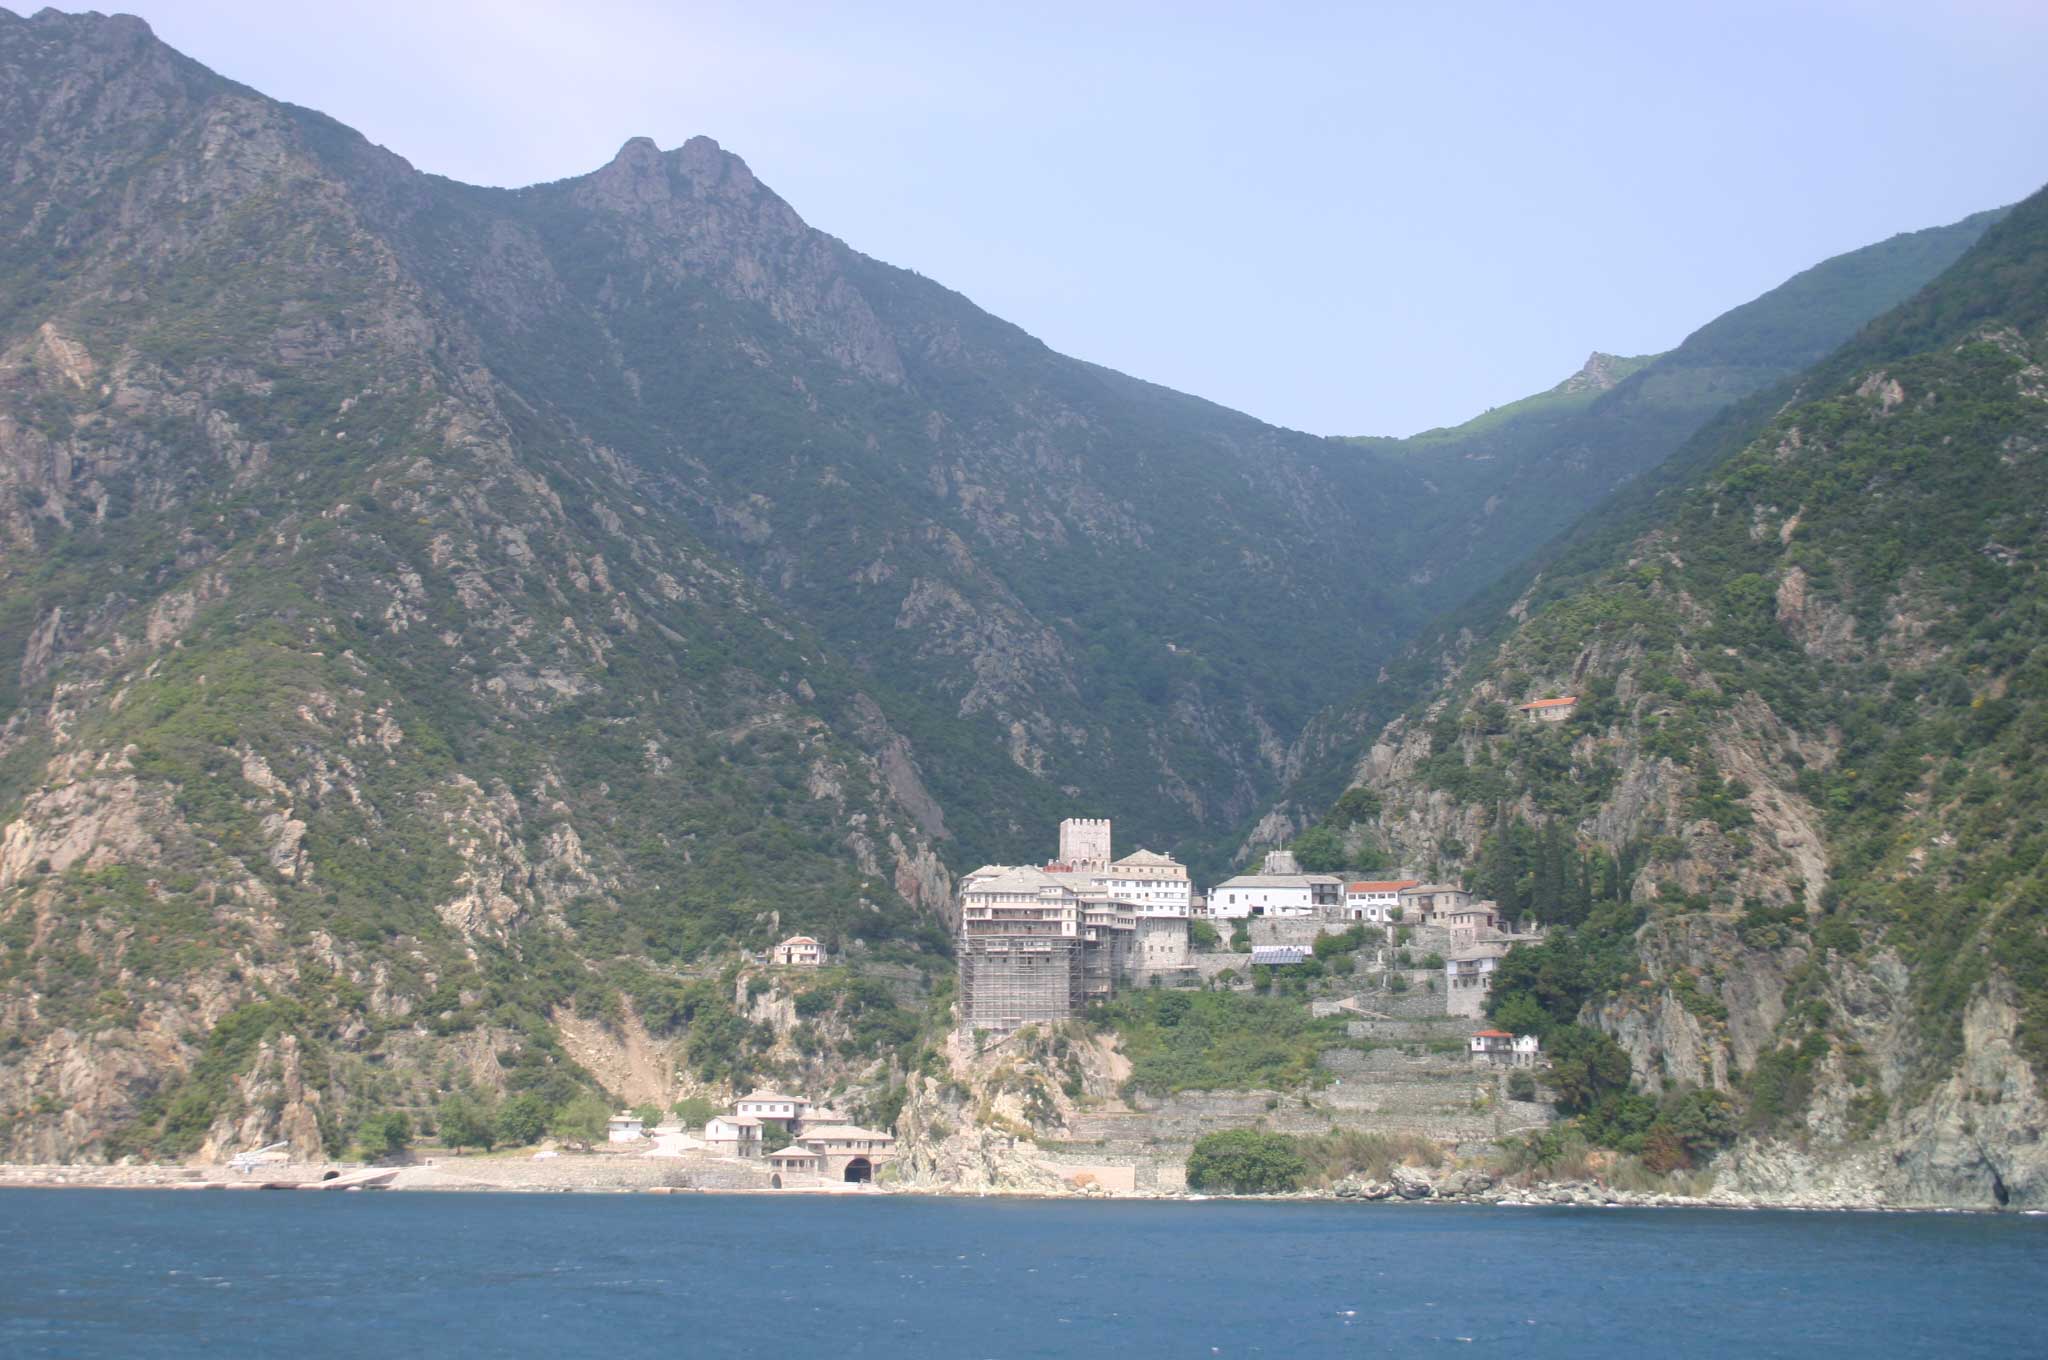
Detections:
1398,883,1472,924
1470,1030,1541,1068
957,821,1191,1032
772,935,823,967
1206,872,1344,919
1344,878,1420,922
1517,697,1578,723
703,1114,762,1158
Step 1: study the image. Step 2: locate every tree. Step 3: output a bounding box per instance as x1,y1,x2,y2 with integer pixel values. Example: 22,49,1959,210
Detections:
358,1110,412,1162
1531,820,1568,923
495,1092,549,1147
1189,919,1221,951
1545,1025,1632,1114
552,1092,611,1146
436,1093,495,1153
761,1121,793,1153
1185,1130,1308,1194
672,1096,720,1129
633,1104,663,1131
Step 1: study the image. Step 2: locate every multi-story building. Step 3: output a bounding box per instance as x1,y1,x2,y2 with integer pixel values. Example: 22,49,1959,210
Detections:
1398,883,1473,924
1343,878,1420,922
1098,848,1192,915
958,820,1189,1032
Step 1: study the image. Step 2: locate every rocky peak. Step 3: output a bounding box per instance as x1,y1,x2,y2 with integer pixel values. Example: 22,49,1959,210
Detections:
1559,351,1636,396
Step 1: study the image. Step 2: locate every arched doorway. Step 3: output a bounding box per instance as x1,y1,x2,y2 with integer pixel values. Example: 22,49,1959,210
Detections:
770,1173,782,1189
843,1157,872,1184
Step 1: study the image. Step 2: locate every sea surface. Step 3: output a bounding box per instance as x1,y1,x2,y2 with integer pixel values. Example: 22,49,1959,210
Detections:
3,1190,2046,1357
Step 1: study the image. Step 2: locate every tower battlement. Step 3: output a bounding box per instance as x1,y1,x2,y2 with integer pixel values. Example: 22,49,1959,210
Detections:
1058,817,1112,869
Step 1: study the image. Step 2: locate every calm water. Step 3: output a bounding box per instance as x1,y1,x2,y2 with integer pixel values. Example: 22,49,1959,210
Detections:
3,1191,2046,1357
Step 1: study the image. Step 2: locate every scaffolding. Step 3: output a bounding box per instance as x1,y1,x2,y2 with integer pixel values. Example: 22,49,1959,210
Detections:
959,935,1083,1032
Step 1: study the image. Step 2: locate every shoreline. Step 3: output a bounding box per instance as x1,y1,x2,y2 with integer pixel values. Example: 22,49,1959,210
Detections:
0,1162,2019,1215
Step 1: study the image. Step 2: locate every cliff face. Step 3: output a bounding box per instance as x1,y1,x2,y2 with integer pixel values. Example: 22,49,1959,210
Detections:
1306,186,2048,1207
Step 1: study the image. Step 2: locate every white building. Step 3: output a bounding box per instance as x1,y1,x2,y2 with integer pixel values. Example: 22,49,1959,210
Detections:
1099,849,1192,916
606,1112,645,1143
703,1114,762,1158
1471,1030,1542,1068
1344,878,1420,922
1206,873,1344,919
735,1091,808,1126
772,935,823,967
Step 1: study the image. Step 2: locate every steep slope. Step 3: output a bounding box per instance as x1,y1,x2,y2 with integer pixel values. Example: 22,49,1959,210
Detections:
1309,184,2048,1207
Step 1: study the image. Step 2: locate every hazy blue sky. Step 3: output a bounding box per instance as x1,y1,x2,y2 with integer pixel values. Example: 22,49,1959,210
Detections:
65,1,2048,436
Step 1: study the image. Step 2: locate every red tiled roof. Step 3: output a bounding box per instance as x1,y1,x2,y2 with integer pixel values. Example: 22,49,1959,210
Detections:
1347,879,1421,893
1516,697,1578,710
1473,1029,1513,1038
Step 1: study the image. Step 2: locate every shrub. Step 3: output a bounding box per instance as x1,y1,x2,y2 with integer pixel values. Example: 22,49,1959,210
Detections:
671,1096,720,1129
1185,1130,1309,1193
358,1110,412,1161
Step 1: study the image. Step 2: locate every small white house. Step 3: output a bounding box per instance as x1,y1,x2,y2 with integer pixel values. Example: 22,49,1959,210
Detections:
1471,1030,1541,1068
704,1114,762,1158
606,1112,646,1144
773,935,824,967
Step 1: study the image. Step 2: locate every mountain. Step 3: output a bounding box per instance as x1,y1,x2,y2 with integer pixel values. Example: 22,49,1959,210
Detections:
0,6,1444,1159
0,7,2007,1163
1340,212,2004,604
1256,210,2007,834
1303,182,2048,1207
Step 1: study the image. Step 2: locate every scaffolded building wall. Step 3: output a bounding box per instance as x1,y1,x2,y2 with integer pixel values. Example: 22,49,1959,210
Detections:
959,936,1083,1032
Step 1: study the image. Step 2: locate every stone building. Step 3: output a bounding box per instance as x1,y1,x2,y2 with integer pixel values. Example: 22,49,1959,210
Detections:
1058,817,1113,870
1398,883,1472,924
957,821,1190,1032
1444,941,1509,1018
1516,696,1577,723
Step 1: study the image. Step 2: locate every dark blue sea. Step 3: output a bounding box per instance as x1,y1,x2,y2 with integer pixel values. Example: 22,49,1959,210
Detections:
3,1191,2046,1357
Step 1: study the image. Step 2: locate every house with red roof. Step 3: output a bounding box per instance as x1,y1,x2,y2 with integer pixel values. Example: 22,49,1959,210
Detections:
1516,696,1578,723
1343,878,1421,922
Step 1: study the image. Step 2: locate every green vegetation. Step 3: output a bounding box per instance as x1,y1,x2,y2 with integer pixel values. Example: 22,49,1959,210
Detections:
357,1111,413,1162
671,1096,720,1129
435,1094,495,1153
1088,990,1348,1097
1184,1130,1309,1194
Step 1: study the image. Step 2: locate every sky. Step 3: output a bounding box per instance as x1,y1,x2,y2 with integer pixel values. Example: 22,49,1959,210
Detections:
56,1,2048,436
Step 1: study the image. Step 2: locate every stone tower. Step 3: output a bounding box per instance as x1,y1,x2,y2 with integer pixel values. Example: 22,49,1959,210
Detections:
1058,817,1112,870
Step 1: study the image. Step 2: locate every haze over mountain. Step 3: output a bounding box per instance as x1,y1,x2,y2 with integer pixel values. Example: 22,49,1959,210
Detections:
0,7,2016,1163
